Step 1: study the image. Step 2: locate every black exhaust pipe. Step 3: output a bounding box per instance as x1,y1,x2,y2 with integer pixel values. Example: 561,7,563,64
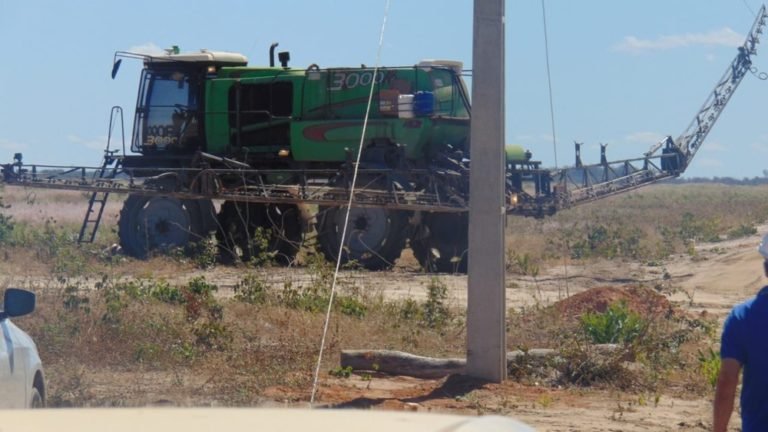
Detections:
269,42,278,67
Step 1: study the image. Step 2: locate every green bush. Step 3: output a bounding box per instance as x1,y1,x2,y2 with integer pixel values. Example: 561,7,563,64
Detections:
186,276,218,298
507,252,540,276
192,321,232,351
185,238,218,269
277,280,366,318
234,273,268,305
62,283,90,313
336,295,367,318
398,298,421,321
99,277,183,304
563,221,645,260
422,277,451,329
727,223,757,239
328,365,353,378
678,212,720,243
0,212,15,244
580,301,645,344
279,281,328,313
148,280,184,304
176,276,230,351
698,348,721,389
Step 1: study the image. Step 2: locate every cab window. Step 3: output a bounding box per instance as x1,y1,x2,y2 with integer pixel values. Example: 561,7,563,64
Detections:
228,81,293,147
133,68,200,152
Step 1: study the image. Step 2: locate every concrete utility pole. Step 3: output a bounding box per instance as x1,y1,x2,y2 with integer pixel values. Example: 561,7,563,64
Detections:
466,0,507,382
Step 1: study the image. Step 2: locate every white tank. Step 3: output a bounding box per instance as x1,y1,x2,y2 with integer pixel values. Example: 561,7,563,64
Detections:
398,94,415,119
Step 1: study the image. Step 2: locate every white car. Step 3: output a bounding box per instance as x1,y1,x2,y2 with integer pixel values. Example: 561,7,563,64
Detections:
0,288,45,408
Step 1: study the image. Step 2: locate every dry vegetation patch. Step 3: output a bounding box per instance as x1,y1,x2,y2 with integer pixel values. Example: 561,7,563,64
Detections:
0,183,762,429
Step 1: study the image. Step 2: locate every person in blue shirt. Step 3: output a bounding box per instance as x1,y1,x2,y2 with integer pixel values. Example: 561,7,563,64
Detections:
714,234,768,431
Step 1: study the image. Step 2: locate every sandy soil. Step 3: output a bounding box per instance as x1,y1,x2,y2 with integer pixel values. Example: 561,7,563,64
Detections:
14,232,759,430
120,226,760,431
302,227,766,431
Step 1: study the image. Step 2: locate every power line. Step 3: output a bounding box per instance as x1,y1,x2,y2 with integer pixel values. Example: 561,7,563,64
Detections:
541,0,558,168
309,0,392,406
741,0,757,17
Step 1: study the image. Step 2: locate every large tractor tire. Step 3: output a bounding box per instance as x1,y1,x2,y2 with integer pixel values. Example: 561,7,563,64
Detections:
316,205,409,271
189,199,218,238
215,201,303,266
118,195,209,259
411,212,469,274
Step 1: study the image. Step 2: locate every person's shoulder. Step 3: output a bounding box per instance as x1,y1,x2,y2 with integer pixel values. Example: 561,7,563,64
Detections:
729,288,768,319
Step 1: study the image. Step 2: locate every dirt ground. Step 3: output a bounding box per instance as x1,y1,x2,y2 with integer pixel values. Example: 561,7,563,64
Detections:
91,225,755,431
5,189,762,430
306,228,762,431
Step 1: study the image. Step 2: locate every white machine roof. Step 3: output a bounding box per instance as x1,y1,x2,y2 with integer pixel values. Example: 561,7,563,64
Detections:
148,49,248,65
418,60,464,74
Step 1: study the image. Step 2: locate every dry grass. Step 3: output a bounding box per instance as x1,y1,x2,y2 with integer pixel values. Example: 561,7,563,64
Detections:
11,272,466,407
506,183,768,266
2,188,125,228
1,182,762,406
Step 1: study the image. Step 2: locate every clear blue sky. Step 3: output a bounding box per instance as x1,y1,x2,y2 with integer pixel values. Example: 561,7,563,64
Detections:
0,0,766,179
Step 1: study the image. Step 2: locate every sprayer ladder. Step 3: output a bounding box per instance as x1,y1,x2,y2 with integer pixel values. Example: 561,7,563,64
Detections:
77,151,121,244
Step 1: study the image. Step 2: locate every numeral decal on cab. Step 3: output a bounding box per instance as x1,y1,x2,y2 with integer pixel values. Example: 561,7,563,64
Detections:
329,71,385,91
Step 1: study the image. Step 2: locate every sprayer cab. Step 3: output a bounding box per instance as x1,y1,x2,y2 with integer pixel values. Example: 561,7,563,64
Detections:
130,49,248,155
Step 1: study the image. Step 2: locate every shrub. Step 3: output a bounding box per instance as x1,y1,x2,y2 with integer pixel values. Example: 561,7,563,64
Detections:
399,298,421,321
507,252,540,277
62,282,90,313
678,212,720,243
580,301,645,344
557,341,634,388
186,238,218,269
192,321,232,351
98,277,183,304
422,277,451,329
563,221,645,260
328,366,353,378
180,276,230,351
336,295,367,318
727,223,757,239
186,276,218,298
234,273,268,305
698,348,721,389
148,280,184,304
0,212,15,244
279,281,328,313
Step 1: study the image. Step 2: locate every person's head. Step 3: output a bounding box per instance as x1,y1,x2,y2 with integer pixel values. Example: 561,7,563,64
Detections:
759,233,768,276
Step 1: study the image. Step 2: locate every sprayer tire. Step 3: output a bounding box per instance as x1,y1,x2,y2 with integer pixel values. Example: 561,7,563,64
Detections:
118,195,199,259
411,212,469,274
215,201,303,265
316,205,408,271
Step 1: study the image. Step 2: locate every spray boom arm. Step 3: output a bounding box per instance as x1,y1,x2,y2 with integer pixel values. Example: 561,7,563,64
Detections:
664,5,767,169
509,6,768,217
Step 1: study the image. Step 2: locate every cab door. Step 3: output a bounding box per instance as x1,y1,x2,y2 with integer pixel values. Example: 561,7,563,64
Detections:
132,66,202,153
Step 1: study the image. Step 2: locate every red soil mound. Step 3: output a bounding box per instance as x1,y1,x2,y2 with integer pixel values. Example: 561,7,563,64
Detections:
554,285,676,319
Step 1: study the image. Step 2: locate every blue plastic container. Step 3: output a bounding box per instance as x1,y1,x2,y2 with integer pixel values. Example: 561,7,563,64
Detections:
413,91,435,117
